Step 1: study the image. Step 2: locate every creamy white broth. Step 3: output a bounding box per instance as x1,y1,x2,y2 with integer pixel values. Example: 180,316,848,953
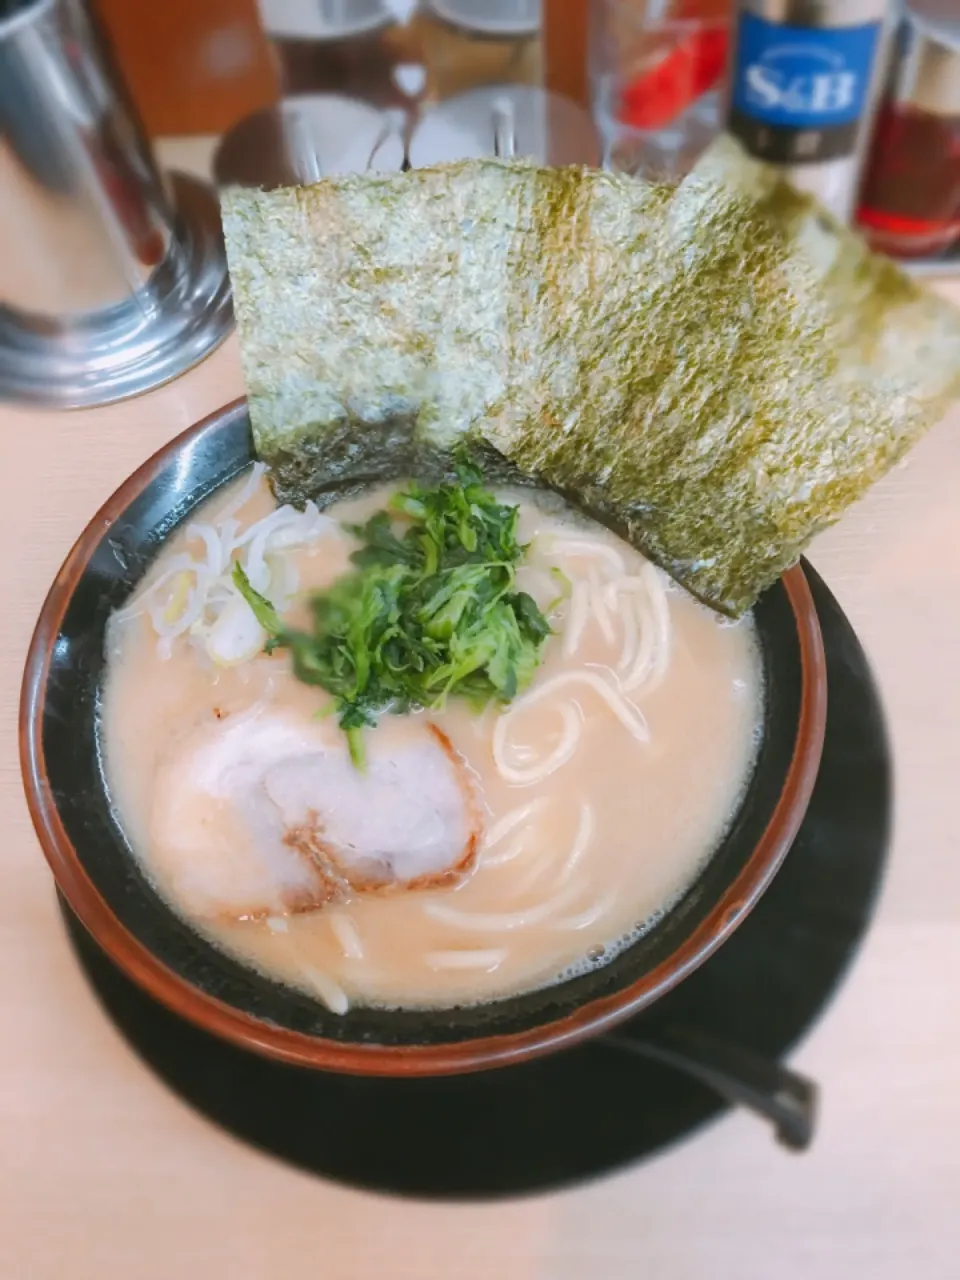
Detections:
101,470,763,1010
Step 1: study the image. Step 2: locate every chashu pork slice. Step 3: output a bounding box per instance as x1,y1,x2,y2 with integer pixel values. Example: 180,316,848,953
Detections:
148,710,480,922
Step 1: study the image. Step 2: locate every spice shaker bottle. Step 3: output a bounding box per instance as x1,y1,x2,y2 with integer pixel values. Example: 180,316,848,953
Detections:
857,2,960,259
726,0,894,221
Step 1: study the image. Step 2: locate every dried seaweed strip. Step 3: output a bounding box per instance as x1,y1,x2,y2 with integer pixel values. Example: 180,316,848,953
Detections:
223,143,960,615
223,169,459,501
485,139,960,613
222,162,646,503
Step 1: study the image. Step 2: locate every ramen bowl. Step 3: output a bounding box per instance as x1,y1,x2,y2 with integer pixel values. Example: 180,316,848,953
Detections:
20,399,827,1076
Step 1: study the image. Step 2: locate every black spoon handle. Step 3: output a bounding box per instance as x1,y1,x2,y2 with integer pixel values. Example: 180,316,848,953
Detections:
601,1025,818,1151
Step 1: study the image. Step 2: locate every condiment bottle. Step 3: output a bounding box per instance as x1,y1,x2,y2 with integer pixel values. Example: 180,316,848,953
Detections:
725,0,894,221
856,2,960,259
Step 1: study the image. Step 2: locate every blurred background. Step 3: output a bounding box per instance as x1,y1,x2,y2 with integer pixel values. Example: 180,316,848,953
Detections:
91,0,554,135
86,0,958,256
1,0,957,409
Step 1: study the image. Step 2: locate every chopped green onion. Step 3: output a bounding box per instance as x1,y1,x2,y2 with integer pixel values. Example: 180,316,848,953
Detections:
235,461,552,765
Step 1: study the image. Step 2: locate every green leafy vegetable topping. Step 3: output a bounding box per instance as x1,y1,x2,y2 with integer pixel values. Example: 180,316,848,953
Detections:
232,563,282,641
232,460,551,768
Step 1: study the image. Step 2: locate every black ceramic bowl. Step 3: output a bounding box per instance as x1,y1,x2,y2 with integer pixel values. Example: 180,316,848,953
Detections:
21,399,827,1075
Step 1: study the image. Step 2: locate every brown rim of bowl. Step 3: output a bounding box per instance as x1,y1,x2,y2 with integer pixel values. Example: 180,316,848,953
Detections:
20,398,828,1077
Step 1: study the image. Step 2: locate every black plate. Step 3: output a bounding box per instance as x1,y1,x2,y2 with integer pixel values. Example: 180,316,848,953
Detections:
36,401,820,1056
60,565,888,1195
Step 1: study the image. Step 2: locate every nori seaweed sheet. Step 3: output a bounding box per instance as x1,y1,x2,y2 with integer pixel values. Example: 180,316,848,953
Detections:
221,160,671,498
222,139,960,615
486,139,960,613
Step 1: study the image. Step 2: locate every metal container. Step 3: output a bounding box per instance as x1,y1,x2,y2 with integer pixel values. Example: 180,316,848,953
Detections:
0,0,232,408
726,0,894,220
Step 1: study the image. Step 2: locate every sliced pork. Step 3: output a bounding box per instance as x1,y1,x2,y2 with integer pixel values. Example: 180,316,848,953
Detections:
148,711,480,922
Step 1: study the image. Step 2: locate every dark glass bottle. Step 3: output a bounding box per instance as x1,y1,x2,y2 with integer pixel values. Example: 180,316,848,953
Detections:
856,4,960,258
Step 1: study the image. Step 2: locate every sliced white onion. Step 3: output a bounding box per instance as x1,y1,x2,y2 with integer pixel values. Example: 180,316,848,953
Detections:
216,461,267,522
186,521,228,575
219,518,241,559
245,521,285,593
272,501,330,549
136,472,333,661
203,593,268,666
243,503,333,593
231,503,300,551
265,553,300,608
147,564,215,642
113,553,198,621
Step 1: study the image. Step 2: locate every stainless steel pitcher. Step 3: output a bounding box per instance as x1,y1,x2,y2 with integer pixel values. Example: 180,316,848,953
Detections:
0,0,232,407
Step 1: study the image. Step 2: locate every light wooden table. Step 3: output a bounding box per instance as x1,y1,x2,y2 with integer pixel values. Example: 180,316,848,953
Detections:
3,266,960,1277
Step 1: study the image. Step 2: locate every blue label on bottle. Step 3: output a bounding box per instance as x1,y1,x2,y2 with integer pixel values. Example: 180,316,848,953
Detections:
731,12,882,131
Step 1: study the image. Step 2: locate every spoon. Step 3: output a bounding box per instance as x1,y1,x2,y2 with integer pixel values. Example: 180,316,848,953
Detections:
601,1025,818,1151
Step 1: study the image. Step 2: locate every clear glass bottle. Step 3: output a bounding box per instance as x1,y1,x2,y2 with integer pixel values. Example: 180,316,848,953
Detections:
591,1,732,180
